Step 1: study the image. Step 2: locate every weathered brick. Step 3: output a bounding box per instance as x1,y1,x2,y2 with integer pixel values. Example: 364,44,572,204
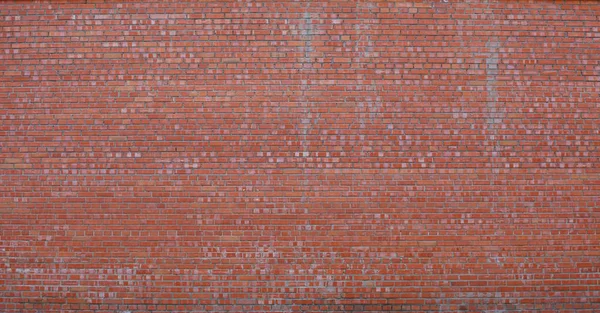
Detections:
0,1,599,312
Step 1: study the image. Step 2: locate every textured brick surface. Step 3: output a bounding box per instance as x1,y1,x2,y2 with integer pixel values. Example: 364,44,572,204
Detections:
1,1,599,312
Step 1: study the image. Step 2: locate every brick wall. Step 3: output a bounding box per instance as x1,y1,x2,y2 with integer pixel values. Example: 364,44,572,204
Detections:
1,1,599,312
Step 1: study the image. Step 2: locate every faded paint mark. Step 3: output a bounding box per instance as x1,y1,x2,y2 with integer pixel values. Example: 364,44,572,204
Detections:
300,9,315,157
354,2,381,130
301,11,313,66
298,4,316,209
486,38,502,213
486,39,500,127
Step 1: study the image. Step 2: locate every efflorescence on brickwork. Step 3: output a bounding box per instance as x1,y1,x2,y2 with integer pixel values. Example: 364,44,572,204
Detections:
1,1,599,312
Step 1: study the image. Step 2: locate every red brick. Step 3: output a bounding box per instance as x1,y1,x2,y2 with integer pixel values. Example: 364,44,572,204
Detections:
0,1,599,312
